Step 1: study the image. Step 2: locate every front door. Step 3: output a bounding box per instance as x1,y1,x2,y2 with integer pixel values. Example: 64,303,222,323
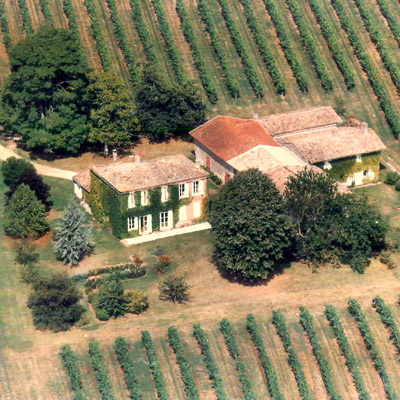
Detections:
139,215,148,234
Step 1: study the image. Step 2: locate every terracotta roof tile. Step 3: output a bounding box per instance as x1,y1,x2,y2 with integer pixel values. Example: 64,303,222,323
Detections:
73,170,91,192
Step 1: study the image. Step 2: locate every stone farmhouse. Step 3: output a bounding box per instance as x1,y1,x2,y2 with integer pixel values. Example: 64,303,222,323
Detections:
190,106,386,190
73,154,209,239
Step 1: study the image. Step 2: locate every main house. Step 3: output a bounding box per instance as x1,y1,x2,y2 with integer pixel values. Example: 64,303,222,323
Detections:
190,106,386,190
73,154,209,239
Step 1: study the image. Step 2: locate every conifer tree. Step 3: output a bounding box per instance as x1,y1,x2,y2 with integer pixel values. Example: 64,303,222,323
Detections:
97,274,127,318
54,199,92,266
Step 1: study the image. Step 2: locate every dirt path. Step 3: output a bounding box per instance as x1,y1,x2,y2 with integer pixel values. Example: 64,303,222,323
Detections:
0,143,77,180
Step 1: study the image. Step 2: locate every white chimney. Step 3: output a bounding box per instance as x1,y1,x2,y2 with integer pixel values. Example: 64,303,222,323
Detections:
111,172,119,186
112,149,118,162
135,154,141,163
361,122,368,134
253,112,259,120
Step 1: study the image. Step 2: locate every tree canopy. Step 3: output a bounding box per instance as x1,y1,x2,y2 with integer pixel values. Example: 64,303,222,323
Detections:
1,157,36,185
0,26,90,153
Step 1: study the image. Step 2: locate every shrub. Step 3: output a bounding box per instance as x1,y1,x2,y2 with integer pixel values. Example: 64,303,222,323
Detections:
60,344,86,400
124,290,149,314
154,255,171,274
95,308,110,321
14,240,39,265
395,181,400,191
96,274,126,318
1,157,36,186
20,263,41,285
385,171,399,185
158,275,191,303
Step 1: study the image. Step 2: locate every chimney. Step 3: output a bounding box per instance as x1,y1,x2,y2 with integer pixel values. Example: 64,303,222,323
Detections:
361,122,368,134
135,154,141,163
111,172,119,186
253,112,259,120
112,149,118,162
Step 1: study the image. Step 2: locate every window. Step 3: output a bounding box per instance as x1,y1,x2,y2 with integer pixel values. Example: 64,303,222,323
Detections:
323,161,332,170
192,181,200,195
127,217,137,231
161,186,169,202
141,190,149,206
356,154,362,163
160,211,169,229
128,192,135,208
139,215,148,233
179,183,188,198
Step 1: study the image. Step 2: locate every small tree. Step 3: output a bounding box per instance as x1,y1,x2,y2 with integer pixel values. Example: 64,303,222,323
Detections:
96,274,126,318
124,290,149,314
1,156,36,185
209,169,293,281
27,271,84,331
14,240,39,265
4,184,49,238
53,199,92,266
158,275,191,303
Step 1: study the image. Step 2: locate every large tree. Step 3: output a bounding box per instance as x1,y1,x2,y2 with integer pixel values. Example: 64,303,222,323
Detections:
0,26,90,153
209,169,293,281
87,70,136,152
135,65,205,141
1,157,36,185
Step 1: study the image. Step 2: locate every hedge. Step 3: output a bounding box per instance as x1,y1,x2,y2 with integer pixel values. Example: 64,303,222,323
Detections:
348,300,397,400
62,0,79,36
376,0,400,49
193,323,227,400
151,0,186,84
0,0,12,51
104,0,139,82
167,327,199,400
88,340,114,400
272,311,313,400
114,337,141,400
308,0,355,89
298,308,341,400
220,318,256,400
17,0,33,36
141,331,169,400
39,0,53,24
262,0,308,92
60,345,86,400
246,314,284,400
176,0,218,103
285,0,333,91
324,305,370,400
197,0,240,98
330,0,400,137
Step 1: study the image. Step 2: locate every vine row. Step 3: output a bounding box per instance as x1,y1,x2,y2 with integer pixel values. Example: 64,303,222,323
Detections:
330,0,400,136
39,0,53,24
84,0,111,70
176,0,218,103
88,340,114,400
60,345,86,400
262,0,308,92
220,318,256,400
141,331,169,400
272,311,313,400
348,300,397,400
129,0,157,64
114,337,141,400
0,0,12,51
104,0,139,82
376,0,400,49
298,307,342,400
238,0,285,94
17,0,33,36
151,0,186,84
193,323,227,400
308,0,355,89
246,314,284,400
167,327,199,400
216,0,263,97
62,0,79,35
197,0,240,98
324,305,370,400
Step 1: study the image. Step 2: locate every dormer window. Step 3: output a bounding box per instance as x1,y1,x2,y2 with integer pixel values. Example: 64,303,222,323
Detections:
356,154,362,163
141,190,149,206
128,192,135,208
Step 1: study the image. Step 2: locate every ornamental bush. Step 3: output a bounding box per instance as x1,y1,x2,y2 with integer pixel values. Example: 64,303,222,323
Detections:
124,290,149,314
14,240,39,266
158,275,191,303
385,171,399,185
96,274,127,318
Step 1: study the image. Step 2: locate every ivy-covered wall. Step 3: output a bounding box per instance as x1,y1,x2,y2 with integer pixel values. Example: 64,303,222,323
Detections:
315,152,381,183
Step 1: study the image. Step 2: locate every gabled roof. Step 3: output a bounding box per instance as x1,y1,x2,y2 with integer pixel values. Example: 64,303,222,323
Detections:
190,116,279,162
259,106,342,136
90,154,209,193
73,170,91,192
277,127,386,164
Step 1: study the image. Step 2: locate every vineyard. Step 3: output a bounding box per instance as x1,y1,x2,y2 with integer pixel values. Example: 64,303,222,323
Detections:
58,295,400,399
2,0,400,140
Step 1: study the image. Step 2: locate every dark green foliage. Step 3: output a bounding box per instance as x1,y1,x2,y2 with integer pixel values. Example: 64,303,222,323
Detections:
192,324,227,400
135,65,205,141
330,0,400,136
299,308,341,400
141,331,169,400
114,337,141,400
348,299,397,400
20,263,41,285
17,0,33,35
220,318,255,400
384,171,399,185
239,0,285,94
0,0,12,51
196,0,240,97
209,169,293,281
262,0,308,92
376,0,400,49
246,315,284,400
151,0,186,83
1,157,35,186
324,305,370,400
14,240,39,265
60,345,86,400
272,311,313,400
96,274,126,318
308,0,355,89
216,0,263,97
88,340,114,400
176,0,218,103
104,0,139,82
0,27,90,153
39,0,53,24
167,327,199,400
285,0,332,91
5,184,49,238
62,0,79,35
27,271,84,332
158,275,191,303
95,308,110,321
